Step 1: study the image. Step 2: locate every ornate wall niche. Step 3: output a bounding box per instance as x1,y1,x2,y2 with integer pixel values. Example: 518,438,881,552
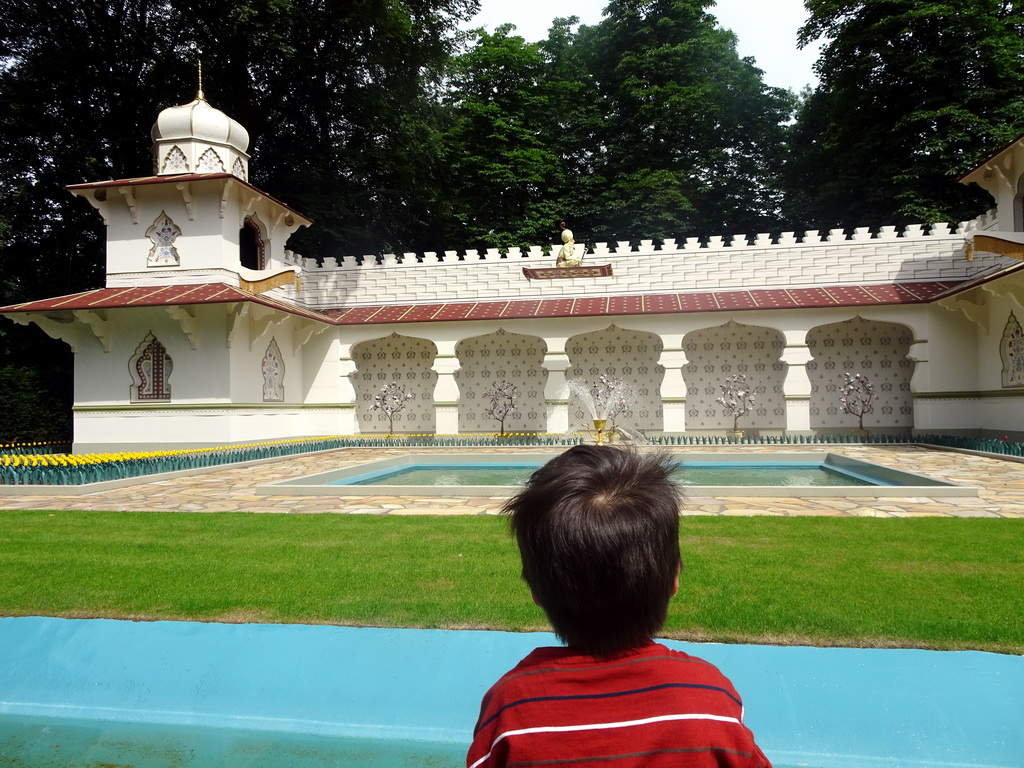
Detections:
231,157,247,180
1000,312,1024,387
681,320,787,431
565,325,664,433
197,147,225,173
454,329,547,433
352,334,437,433
262,338,285,401
130,333,172,402
806,317,913,430
160,145,189,174
146,211,182,267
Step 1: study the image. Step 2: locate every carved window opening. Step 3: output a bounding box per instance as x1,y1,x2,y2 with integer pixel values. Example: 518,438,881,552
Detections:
262,338,285,402
130,333,173,402
240,216,266,271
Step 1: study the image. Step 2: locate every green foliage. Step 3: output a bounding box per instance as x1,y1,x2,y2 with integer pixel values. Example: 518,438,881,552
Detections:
0,0,478,273
0,512,1020,653
0,0,476,433
439,2,796,251
441,25,565,251
0,363,71,441
5,0,1019,308
578,0,796,242
786,0,1024,230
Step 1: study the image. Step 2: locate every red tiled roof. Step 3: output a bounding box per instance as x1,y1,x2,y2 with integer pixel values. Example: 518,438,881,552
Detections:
322,281,966,324
0,280,969,326
0,284,329,324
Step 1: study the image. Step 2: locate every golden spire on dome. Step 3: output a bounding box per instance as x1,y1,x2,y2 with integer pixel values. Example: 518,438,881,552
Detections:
196,60,206,101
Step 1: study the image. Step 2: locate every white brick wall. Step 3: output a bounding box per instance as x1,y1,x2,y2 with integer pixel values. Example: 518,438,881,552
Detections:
286,218,1004,310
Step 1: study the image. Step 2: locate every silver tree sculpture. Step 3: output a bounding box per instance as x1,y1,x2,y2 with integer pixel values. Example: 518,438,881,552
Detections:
839,373,875,430
716,374,757,431
370,381,413,434
483,380,519,436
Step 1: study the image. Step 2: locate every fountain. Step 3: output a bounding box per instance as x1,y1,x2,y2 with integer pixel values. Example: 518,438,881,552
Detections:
567,375,646,445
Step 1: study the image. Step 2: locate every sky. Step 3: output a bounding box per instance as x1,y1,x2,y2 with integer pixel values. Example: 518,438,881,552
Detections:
464,0,822,93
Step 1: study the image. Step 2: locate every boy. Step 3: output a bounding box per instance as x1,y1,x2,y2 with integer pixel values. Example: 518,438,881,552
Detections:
468,445,772,768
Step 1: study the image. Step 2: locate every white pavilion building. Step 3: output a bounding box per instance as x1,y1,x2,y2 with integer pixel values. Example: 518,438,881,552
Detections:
3,95,1023,452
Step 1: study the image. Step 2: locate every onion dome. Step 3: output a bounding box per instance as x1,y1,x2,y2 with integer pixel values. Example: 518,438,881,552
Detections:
151,91,250,180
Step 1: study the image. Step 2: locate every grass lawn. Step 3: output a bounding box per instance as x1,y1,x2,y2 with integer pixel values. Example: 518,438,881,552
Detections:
1,511,1021,654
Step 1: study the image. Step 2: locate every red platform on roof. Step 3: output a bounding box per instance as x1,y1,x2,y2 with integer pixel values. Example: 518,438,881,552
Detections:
522,264,613,279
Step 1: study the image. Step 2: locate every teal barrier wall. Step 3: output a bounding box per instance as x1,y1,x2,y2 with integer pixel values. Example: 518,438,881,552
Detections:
0,617,1020,767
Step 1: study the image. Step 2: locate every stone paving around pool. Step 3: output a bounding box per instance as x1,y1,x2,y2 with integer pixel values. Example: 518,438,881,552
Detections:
1,445,1023,518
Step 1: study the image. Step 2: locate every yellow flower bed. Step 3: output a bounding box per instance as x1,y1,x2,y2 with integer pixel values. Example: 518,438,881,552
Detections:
1,433,583,472
0,437,347,467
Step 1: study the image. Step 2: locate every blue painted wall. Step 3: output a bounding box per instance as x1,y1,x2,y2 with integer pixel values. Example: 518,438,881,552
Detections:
0,617,1020,767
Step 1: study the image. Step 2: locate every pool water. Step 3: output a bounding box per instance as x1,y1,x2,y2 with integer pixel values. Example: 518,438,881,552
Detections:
0,714,466,768
337,462,872,488
263,452,971,498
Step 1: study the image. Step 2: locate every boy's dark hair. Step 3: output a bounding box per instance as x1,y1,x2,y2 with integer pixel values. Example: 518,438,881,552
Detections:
504,445,682,657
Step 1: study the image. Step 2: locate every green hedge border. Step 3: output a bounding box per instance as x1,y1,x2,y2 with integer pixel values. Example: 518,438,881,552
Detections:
2,432,1022,486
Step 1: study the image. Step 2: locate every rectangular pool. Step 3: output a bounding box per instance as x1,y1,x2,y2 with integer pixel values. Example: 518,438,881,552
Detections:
259,452,974,498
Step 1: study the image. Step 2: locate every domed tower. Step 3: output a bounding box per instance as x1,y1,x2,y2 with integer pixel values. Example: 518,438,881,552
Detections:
67,90,310,289
151,88,251,180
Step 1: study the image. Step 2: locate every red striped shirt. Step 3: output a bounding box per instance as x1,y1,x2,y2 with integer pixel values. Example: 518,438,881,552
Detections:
468,642,772,768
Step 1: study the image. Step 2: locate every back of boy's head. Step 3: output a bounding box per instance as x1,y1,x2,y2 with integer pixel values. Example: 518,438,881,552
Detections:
505,445,682,657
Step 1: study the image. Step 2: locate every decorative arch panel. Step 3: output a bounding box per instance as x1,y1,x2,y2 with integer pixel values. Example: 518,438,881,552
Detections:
681,320,787,431
1000,312,1024,388
352,334,437,434
454,329,547,433
565,325,664,434
806,317,913,430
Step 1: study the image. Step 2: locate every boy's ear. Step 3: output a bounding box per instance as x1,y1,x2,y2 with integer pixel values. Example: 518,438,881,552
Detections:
671,562,681,596
531,589,543,607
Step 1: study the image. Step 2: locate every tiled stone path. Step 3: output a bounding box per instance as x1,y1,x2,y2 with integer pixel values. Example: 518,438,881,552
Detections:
1,445,1023,518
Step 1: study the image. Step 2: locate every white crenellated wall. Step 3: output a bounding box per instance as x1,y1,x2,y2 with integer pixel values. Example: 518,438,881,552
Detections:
15,203,1023,449
279,217,1004,310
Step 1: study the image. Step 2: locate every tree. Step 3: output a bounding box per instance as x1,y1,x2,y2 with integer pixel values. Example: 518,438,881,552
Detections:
576,0,795,242
441,25,565,251
0,0,477,439
0,0,184,439
370,381,413,434
173,0,478,256
482,380,519,436
839,372,874,431
439,4,795,251
785,0,1024,231
0,0,479,285
716,373,756,432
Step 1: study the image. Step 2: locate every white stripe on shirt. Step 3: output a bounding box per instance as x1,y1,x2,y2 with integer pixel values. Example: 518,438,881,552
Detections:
469,712,743,768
